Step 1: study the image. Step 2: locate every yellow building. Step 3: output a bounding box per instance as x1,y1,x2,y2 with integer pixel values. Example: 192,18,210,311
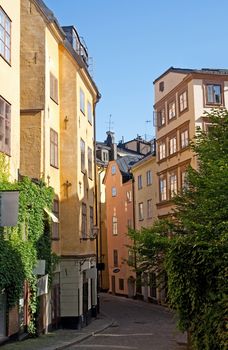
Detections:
20,0,63,332
0,0,20,338
20,0,100,331
154,67,228,218
59,25,100,328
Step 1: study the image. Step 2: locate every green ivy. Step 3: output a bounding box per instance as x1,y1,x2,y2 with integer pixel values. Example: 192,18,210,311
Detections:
0,154,55,335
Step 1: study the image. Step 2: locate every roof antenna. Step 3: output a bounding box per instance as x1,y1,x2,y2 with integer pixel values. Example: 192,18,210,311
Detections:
106,114,114,132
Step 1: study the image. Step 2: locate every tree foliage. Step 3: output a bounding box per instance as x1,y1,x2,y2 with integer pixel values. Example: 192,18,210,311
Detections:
129,109,228,349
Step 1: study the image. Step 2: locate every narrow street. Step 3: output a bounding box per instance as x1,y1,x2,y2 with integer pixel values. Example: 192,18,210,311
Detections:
70,293,187,350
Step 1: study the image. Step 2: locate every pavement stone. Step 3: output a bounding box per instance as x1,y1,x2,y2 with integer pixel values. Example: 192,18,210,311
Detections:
0,313,113,350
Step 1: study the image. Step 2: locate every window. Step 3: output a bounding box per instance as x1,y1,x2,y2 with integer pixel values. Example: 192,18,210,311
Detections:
160,177,167,201
138,202,143,221
102,150,109,163
206,84,222,104
50,73,58,103
126,190,132,202
146,170,152,186
138,175,142,190
88,147,93,179
127,219,132,228
179,91,188,112
168,101,176,120
112,187,117,197
128,249,134,266
89,206,94,237
169,136,177,155
119,278,124,290
158,141,166,160
0,96,11,154
157,108,165,127
112,216,118,235
180,129,189,149
159,81,164,92
147,199,152,219
80,88,85,113
50,129,58,168
80,138,85,172
87,101,92,124
111,165,116,175
170,173,177,198
181,170,189,190
81,203,87,238
113,249,118,267
0,8,11,63
52,199,59,239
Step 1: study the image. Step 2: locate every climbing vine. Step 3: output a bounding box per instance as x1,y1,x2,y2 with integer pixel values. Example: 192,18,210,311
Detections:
0,154,55,335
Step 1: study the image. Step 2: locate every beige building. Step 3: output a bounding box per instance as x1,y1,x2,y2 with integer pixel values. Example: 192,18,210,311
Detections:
20,0,100,331
154,67,228,218
131,154,159,302
0,0,21,339
131,153,157,230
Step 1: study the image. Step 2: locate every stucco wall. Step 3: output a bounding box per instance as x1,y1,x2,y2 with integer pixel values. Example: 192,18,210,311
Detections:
0,0,20,181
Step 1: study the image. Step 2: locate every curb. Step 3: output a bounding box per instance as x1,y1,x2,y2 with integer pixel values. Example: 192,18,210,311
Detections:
55,318,114,350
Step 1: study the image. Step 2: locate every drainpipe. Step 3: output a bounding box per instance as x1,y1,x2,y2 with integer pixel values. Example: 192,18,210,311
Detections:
93,93,101,312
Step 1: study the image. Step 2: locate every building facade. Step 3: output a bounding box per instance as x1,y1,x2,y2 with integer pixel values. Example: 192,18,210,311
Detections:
20,0,100,332
0,0,21,339
131,154,158,302
104,154,143,297
59,25,100,329
154,67,228,218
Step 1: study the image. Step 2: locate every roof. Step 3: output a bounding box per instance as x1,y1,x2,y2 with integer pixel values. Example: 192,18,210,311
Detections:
117,155,143,182
34,0,100,99
34,0,66,37
153,66,228,84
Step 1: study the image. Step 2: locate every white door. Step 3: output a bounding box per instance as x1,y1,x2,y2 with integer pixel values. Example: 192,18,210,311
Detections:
0,293,6,337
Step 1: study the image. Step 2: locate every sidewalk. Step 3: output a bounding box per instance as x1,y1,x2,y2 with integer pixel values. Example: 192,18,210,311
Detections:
0,313,113,350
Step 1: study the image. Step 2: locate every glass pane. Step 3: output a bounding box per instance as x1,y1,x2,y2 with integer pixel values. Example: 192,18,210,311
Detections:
5,47,10,62
0,11,4,26
207,85,214,103
5,19,10,34
214,85,221,103
0,26,4,41
0,39,4,55
5,33,10,47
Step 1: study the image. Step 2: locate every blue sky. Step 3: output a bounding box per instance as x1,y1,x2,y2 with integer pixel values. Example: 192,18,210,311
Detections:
45,0,228,143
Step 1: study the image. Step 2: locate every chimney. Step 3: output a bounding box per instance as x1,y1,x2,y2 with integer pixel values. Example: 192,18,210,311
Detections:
106,131,117,160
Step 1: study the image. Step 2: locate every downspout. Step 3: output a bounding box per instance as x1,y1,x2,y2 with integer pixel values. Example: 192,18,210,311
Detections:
93,93,101,311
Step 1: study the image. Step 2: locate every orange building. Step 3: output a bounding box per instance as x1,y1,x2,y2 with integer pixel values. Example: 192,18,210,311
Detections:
104,155,141,297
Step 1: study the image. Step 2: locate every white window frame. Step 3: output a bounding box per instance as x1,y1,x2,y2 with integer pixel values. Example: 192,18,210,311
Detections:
169,136,177,155
170,173,177,198
160,177,167,201
0,8,11,63
159,142,166,160
179,91,187,112
180,129,189,149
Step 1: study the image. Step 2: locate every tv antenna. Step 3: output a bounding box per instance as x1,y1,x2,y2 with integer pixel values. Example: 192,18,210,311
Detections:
106,114,114,132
